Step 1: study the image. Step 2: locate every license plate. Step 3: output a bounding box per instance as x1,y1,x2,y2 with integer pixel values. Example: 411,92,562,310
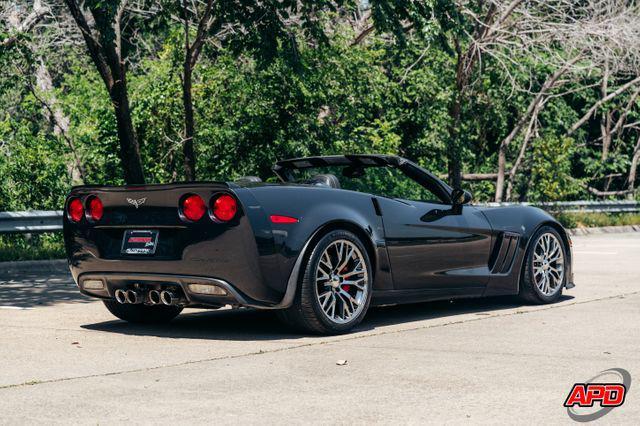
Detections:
121,230,159,255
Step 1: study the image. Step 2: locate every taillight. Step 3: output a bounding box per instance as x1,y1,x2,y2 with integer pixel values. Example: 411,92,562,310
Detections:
67,198,84,222
181,194,206,221
86,196,103,222
211,194,237,222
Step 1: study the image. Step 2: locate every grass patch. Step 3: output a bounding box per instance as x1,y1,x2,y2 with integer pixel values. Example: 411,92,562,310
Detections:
0,233,65,262
555,212,640,229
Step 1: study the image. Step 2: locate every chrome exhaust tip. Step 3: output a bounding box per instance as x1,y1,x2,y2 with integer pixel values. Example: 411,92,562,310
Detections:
148,290,161,305
160,290,178,306
114,289,127,304
125,289,144,304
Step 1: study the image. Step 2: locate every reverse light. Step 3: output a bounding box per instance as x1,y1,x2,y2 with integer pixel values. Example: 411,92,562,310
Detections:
86,196,104,222
270,215,299,224
67,198,84,222
181,194,206,221
188,283,228,296
211,194,237,222
83,279,104,290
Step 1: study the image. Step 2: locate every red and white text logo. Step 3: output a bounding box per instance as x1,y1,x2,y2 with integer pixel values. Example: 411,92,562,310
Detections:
564,383,626,408
565,368,630,422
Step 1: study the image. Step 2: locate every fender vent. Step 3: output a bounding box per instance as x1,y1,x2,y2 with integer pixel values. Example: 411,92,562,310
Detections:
489,232,520,274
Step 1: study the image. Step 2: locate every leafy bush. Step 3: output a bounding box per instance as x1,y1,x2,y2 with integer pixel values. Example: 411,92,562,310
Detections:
0,233,65,262
556,212,640,229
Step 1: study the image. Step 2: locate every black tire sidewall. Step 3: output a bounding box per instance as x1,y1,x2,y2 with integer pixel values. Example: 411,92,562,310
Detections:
304,230,373,333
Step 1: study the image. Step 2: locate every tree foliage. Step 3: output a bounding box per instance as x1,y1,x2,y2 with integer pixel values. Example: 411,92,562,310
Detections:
1,0,639,212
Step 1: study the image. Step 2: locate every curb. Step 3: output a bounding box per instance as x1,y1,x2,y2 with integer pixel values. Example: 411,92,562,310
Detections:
568,224,640,236
0,259,68,275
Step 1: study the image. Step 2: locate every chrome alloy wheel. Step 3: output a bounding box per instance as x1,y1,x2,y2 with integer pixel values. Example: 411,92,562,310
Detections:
314,239,369,324
532,233,565,296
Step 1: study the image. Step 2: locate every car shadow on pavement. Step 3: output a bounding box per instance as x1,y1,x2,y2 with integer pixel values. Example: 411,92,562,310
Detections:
81,294,574,341
0,272,91,308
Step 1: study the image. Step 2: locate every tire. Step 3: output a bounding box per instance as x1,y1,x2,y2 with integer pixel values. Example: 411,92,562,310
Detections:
277,230,373,335
519,226,567,304
103,300,183,324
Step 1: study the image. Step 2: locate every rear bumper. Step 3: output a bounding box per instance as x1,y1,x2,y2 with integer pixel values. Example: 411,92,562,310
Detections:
77,272,276,309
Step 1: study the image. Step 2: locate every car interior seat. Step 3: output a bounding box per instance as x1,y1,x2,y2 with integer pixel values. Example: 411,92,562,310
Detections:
307,174,341,189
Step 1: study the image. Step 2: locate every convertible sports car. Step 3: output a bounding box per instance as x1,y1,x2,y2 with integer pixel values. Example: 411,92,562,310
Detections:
64,154,574,334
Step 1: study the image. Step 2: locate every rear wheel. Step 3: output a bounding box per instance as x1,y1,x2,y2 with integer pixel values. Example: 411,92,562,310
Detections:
519,226,566,304
103,300,183,323
277,230,373,334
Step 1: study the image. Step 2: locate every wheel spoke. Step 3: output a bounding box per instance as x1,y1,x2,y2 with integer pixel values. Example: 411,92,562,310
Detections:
336,247,354,272
342,279,365,290
316,270,330,280
318,291,332,309
339,289,358,308
328,297,336,318
341,269,363,279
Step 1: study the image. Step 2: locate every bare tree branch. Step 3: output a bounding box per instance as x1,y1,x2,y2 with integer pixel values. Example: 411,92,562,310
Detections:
567,75,640,137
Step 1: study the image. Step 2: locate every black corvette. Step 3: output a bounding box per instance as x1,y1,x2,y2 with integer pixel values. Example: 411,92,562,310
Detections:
64,154,574,334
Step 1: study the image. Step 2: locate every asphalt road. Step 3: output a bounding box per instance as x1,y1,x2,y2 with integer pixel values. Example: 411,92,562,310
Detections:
0,233,638,424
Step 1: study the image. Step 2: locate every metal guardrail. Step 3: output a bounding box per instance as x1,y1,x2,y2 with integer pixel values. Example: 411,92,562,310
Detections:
483,200,640,213
0,210,63,234
0,200,638,233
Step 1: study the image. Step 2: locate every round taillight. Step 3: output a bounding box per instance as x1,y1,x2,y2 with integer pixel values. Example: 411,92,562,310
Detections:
181,194,206,221
212,194,237,222
67,198,84,222
86,196,103,222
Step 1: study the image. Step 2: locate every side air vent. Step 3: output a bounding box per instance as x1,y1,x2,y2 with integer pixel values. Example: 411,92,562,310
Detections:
489,232,520,274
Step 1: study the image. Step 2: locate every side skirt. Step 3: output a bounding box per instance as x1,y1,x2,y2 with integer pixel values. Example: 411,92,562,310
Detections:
371,286,485,307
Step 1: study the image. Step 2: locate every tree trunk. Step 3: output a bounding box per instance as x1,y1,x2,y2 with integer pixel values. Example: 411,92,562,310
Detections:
446,65,464,189
35,62,85,184
495,146,507,201
63,0,145,184
600,65,612,160
601,111,612,160
446,102,463,188
110,79,145,184
182,56,196,181
628,135,640,198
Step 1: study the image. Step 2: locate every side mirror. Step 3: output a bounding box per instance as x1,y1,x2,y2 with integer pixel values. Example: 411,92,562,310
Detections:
451,188,472,206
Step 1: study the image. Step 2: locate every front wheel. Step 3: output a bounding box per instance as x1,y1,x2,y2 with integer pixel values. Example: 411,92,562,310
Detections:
103,300,183,323
277,230,373,334
519,226,567,304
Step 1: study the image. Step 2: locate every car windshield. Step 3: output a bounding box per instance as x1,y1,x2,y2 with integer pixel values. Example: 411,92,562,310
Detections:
287,165,445,203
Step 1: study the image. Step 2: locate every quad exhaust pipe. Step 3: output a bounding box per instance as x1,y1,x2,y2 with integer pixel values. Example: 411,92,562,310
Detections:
114,288,181,306
114,289,145,304
114,289,127,304
160,290,181,306
148,290,161,305
125,289,145,304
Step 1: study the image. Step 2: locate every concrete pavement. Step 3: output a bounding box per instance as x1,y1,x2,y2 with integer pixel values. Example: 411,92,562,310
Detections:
0,233,638,424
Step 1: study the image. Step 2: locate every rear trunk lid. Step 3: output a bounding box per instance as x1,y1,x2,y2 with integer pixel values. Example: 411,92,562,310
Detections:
65,183,230,260
62,182,284,304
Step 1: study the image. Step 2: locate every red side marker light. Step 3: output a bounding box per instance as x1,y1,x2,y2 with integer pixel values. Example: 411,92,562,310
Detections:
182,194,206,221
68,198,84,222
86,196,104,222
270,215,299,224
